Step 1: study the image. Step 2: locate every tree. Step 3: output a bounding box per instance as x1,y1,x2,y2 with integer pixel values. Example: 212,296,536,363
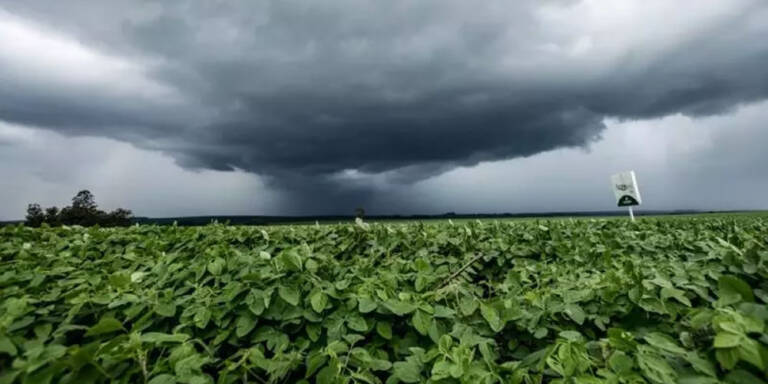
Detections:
25,204,45,227
105,208,133,227
355,207,365,219
72,190,97,210
25,190,133,227
61,190,99,226
44,207,61,226
60,205,92,226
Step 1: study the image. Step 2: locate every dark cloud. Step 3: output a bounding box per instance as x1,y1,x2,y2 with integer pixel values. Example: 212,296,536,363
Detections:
1,0,768,211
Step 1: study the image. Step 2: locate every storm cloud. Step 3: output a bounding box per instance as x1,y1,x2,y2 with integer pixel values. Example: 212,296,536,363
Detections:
1,0,768,210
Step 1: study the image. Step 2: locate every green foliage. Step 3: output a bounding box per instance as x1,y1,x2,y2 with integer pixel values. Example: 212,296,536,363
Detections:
1,216,767,383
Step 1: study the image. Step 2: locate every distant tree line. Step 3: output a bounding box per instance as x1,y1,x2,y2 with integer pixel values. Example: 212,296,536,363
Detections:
25,190,133,227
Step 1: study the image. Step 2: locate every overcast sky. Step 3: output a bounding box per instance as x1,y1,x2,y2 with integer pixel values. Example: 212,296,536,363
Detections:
1,0,768,219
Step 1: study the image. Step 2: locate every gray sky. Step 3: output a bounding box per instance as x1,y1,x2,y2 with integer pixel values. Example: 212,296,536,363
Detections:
1,0,767,219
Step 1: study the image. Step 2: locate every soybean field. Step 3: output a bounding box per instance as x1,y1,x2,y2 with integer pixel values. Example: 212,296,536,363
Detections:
1,216,767,383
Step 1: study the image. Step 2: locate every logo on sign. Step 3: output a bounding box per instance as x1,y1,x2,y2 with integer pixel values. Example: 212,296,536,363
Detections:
618,195,639,206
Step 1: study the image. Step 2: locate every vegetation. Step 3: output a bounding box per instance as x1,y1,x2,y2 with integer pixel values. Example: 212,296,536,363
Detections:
25,190,133,228
1,216,767,383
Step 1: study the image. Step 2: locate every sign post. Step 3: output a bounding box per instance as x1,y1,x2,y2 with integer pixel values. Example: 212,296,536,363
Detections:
611,171,641,221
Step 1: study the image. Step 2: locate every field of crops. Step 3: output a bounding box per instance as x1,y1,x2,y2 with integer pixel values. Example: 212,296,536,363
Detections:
1,217,767,384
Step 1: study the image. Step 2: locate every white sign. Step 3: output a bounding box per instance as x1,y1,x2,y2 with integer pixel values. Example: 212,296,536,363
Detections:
611,171,641,207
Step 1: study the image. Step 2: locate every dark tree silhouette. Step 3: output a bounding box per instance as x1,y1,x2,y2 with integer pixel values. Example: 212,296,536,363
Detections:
44,207,61,226
355,207,365,219
25,190,133,227
25,204,45,227
104,208,133,227
72,190,97,210
61,190,100,226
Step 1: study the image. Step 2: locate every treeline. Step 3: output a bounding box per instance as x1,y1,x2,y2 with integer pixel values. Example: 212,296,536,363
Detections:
25,190,133,227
